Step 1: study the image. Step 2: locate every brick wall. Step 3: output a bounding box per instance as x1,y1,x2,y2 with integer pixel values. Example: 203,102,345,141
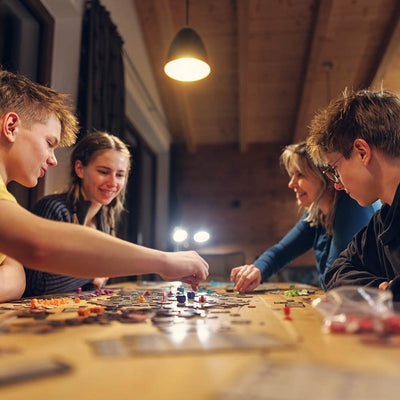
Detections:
170,143,316,269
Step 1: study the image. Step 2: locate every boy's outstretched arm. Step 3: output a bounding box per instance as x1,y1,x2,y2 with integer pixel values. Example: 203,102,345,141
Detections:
0,200,209,289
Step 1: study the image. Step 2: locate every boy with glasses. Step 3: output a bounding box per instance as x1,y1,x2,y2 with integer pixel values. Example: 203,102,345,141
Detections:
307,89,400,299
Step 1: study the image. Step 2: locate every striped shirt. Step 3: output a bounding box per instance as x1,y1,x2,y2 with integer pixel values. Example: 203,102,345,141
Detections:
24,193,111,296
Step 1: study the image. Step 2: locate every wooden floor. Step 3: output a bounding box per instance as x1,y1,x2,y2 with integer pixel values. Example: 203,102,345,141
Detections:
0,282,399,399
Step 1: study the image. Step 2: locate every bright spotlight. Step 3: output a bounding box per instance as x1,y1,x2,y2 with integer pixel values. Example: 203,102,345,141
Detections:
172,228,188,243
193,231,210,243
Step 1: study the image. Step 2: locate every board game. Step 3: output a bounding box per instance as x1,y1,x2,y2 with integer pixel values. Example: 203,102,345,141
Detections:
0,281,316,389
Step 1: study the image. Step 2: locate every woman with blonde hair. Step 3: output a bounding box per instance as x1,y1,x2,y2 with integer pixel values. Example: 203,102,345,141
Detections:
230,142,380,292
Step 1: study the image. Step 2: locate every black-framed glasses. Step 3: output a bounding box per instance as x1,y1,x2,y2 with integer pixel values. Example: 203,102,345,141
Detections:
322,154,345,184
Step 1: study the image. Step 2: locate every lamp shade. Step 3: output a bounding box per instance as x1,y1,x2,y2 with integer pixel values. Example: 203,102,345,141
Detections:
164,27,210,82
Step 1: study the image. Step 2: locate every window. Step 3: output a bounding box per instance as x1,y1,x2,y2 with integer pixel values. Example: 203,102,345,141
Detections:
119,120,156,249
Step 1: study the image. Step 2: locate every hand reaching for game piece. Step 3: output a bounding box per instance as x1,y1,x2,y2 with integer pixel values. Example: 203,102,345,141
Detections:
161,251,209,291
230,264,262,293
379,281,390,291
93,277,109,289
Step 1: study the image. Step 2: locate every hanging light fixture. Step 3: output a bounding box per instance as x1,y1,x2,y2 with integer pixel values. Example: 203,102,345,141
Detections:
164,0,210,82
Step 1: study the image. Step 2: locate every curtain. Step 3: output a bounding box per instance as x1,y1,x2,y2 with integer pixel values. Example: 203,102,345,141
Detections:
77,0,125,139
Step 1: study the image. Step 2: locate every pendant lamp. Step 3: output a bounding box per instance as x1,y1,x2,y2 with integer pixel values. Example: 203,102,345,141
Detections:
164,0,210,82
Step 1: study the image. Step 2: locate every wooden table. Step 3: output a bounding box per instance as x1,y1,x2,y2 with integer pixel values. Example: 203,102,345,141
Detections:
0,282,399,399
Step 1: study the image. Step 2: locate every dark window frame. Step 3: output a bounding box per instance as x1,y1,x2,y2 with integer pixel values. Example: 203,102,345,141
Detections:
1,0,54,207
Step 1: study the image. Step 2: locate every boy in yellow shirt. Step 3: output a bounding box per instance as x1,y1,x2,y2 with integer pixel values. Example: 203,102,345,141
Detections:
0,70,208,301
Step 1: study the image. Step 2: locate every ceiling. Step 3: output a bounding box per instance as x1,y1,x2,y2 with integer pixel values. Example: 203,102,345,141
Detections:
134,0,400,153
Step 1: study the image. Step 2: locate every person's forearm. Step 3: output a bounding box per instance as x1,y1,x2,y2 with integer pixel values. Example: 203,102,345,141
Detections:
18,220,168,277
0,202,167,278
0,201,209,287
324,260,386,290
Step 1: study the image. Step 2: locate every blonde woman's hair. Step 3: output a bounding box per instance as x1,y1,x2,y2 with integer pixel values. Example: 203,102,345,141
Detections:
67,131,131,235
280,142,338,235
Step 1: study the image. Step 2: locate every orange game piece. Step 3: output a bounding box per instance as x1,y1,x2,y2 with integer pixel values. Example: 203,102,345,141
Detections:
60,298,67,304
30,298,39,308
138,295,146,303
74,297,81,303
89,306,104,314
78,308,91,317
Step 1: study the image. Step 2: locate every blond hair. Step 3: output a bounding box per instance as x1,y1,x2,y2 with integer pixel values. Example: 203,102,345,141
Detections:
280,142,338,235
0,69,79,146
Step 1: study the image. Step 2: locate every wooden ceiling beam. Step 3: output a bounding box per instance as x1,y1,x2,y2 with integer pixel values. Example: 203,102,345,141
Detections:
369,2,400,90
237,0,250,153
292,0,334,143
151,0,198,153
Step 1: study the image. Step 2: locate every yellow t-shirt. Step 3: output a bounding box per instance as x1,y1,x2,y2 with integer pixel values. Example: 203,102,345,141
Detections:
0,176,17,264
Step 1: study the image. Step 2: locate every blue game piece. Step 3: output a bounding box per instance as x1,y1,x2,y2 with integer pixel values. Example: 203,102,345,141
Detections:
176,294,186,303
187,291,195,300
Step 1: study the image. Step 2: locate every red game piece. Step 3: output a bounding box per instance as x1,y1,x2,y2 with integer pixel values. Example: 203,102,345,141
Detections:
329,321,346,334
199,295,206,302
382,315,400,334
284,305,292,320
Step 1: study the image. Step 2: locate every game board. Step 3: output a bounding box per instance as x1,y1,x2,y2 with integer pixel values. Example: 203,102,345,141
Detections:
0,282,289,357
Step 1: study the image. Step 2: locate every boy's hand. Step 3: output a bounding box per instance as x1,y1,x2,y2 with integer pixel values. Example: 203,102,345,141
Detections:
379,280,393,291
93,277,109,289
162,251,209,291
